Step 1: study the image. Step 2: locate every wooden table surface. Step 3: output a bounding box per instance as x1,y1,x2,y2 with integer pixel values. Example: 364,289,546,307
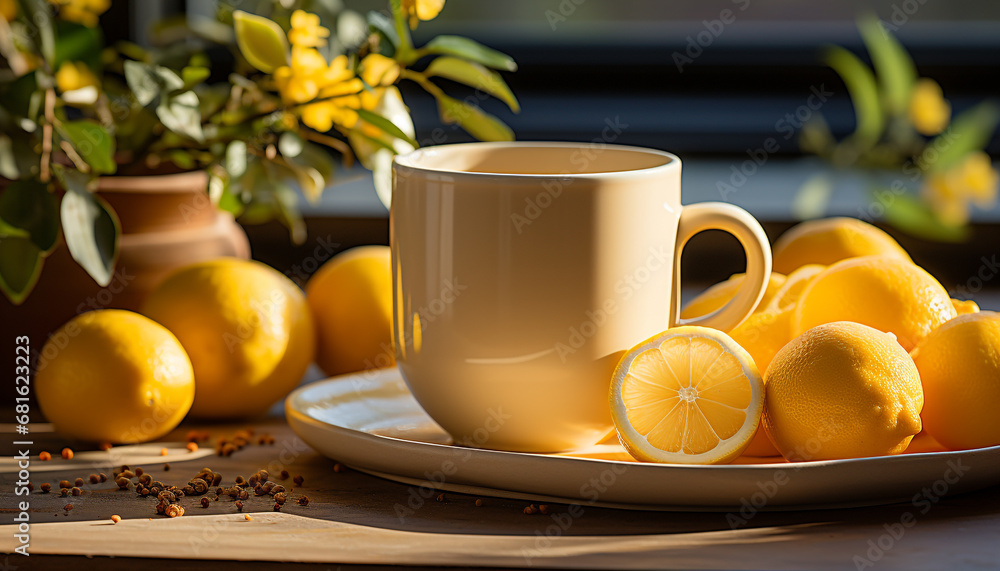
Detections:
2,416,999,570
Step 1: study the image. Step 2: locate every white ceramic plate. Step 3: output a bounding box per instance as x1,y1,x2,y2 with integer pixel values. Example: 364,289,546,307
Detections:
285,368,1000,511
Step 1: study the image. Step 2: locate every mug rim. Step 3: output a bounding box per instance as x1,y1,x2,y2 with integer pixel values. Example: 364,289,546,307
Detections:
392,141,680,181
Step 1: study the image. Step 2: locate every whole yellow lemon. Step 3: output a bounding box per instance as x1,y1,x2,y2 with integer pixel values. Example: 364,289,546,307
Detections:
793,256,956,352
36,310,194,443
911,312,1000,450
306,245,394,377
681,272,787,328
143,258,314,419
771,217,910,275
763,321,923,461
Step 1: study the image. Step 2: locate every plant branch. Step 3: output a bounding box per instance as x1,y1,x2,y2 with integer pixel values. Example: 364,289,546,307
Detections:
302,129,354,165
401,69,444,98
40,89,56,183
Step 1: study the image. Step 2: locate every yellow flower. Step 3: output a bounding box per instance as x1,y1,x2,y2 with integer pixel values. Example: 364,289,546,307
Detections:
922,151,999,226
400,0,444,29
1,0,17,21
908,78,950,136
358,53,400,110
275,51,363,132
48,0,110,27
287,10,330,48
274,46,330,104
55,61,99,92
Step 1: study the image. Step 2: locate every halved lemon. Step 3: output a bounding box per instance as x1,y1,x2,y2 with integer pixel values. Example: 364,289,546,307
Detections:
610,326,764,464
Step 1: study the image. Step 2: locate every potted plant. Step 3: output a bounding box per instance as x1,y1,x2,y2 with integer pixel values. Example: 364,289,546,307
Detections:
0,0,519,342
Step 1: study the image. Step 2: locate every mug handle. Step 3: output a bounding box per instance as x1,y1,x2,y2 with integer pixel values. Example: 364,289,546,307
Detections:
672,202,772,331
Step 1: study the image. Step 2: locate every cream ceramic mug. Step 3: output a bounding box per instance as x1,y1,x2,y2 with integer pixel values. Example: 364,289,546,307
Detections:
391,142,771,453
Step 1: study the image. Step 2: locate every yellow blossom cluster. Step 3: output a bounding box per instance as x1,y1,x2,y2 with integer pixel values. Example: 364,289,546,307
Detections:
908,78,950,136
48,0,110,27
923,151,999,226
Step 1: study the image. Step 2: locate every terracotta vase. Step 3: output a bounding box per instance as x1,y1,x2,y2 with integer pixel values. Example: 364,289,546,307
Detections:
2,170,249,348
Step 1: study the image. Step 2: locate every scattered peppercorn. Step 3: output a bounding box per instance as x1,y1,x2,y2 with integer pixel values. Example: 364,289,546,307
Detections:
139,474,152,486
72,477,84,487
110,515,121,524
116,477,130,490
39,451,51,461
121,470,136,479
239,489,249,501
59,480,71,489
270,485,285,495
523,504,539,515
120,465,131,472
99,473,108,483
235,500,244,512
211,473,222,486
273,503,281,512
99,442,113,452
334,463,343,473
273,492,286,505
61,448,73,460
163,464,170,471
234,476,246,486
135,467,144,477
475,499,484,507
41,483,51,493
186,442,199,453
298,496,309,506
64,504,73,512
435,493,446,502
539,505,551,515
279,470,289,480
71,487,82,496
88,474,100,484
60,488,69,497
293,475,304,486
201,498,210,508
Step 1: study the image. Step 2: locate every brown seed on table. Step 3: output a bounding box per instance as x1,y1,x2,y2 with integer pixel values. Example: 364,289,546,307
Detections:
273,503,282,512
239,489,249,501
186,442,199,453
116,477,130,490
165,504,185,518
185,430,201,442
160,448,168,456
435,493,446,502
523,504,539,515
39,451,51,461
539,505,551,515
234,476,245,486
41,483,51,493
279,470,289,480
298,496,309,506
158,491,176,503
247,474,258,486
293,475,304,486
74,477,84,487
475,499,483,507
201,497,210,508
110,515,121,524
155,502,166,515
211,473,222,486
59,480,71,489
61,448,74,460
182,486,196,495
163,463,170,471
60,489,69,497
135,467,144,477
71,487,82,496
215,487,224,496
235,500,244,512
139,473,152,486
273,492,286,505
257,470,269,483
270,485,285,495
99,473,108,482
88,474,100,484
120,465,131,472
27,482,33,491
333,463,343,473
120,470,135,479
254,484,267,496
99,442,113,452
64,504,73,512
139,488,151,497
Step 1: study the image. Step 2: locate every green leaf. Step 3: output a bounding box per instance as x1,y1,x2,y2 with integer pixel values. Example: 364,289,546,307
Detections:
858,14,917,115
791,173,833,220
920,102,1000,173
59,178,119,287
0,236,43,305
422,36,517,72
367,10,399,52
56,119,116,174
17,0,56,65
424,57,520,113
882,192,969,243
355,108,419,148
157,90,204,142
123,60,161,106
825,45,883,147
0,71,39,119
226,140,247,177
278,131,303,158
0,179,59,252
233,10,289,74
435,94,514,142
285,142,333,203
0,134,21,179
54,19,102,70
181,66,211,90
